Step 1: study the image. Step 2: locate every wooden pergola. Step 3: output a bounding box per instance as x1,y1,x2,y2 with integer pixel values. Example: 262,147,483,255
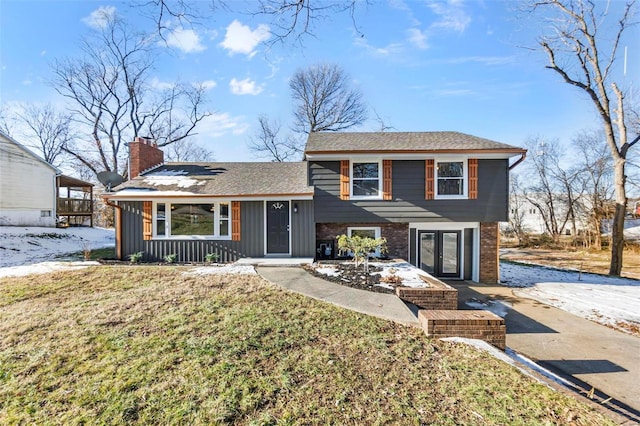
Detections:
56,175,94,227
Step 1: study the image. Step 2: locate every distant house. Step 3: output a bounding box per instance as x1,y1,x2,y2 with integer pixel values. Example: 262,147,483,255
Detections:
0,131,95,227
104,133,526,283
0,131,59,227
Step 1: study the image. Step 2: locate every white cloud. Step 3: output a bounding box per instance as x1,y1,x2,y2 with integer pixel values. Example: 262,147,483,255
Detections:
150,77,175,91
22,80,32,86
427,0,471,33
165,27,206,53
197,112,249,138
220,20,270,57
354,37,404,57
407,28,428,49
229,78,263,96
82,6,116,29
198,80,217,90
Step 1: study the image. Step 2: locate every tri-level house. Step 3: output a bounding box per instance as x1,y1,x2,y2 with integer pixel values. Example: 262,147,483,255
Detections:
104,133,526,283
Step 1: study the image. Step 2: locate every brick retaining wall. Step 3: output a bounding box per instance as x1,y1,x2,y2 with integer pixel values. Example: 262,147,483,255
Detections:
419,310,506,350
395,285,457,311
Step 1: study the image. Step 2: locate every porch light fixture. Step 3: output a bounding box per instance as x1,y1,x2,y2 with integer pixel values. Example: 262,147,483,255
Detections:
293,203,298,213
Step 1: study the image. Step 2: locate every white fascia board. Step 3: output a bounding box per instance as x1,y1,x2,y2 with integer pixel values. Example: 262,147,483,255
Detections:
105,191,314,202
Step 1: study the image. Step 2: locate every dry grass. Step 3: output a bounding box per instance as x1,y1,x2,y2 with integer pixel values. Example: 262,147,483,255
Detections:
0,266,614,425
501,246,640,280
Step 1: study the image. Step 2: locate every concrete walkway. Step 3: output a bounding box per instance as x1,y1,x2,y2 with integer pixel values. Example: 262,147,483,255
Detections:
454,281,640,422
256,266,419,326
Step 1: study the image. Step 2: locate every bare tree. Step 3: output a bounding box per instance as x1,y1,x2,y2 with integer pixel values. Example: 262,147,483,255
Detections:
52,10,211,180
521,137,584,243
255,0,363,42
0,104,14,136
508,175,530,245
574,130,614,249
17,103,74,166
290,63,367,134
249,115,298,162
136,0,363,44
163,139,215,162
529,0,639,275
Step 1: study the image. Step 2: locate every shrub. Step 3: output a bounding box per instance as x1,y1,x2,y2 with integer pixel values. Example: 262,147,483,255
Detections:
205,252,220,263
128,251,144,263
337,234,387,268
164,253,178,263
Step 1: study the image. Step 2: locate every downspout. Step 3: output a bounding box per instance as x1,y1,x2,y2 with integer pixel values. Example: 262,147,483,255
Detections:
104,196,123,260
509,151,527,170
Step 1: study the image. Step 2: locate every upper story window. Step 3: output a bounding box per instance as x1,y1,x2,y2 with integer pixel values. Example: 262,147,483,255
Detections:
154,201,230,239
435,159,467,199
352,161,381,198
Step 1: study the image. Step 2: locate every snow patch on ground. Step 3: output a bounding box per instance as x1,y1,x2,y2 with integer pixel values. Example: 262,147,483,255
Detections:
314,261,429,288
0,261,101,278
185,264,257,275
465,298,512,318
0,226,115,268
377,261,429,288
500,261,640,335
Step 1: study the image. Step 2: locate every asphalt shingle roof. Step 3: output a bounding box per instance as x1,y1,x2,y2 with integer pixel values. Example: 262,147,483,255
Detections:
114,162,313,196
304,131,524,153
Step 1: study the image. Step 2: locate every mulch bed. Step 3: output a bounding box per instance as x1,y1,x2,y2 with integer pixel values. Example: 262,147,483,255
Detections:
304,262,395,294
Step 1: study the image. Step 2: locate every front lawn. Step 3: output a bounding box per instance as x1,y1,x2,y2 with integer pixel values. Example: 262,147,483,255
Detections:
0,266,612,425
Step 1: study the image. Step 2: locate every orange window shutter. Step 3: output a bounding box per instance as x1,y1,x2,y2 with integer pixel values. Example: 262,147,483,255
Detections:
468,159,478,199
340,160,350,200
142,201,152,240
231,201,241,241
425,159,435,200
382,159,392,200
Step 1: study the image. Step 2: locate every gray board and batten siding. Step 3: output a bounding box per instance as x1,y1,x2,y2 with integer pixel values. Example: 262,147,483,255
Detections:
308,159,509,223
119,200,315,262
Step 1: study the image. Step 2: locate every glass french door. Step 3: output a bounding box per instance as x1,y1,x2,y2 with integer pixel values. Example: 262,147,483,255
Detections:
419,230,461,278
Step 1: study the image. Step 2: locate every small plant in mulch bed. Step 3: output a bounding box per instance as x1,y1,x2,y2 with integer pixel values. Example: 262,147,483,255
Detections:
305,263,393,294
380,274,403,285
205,252,220,263
129,251,144,264
164,253,178,263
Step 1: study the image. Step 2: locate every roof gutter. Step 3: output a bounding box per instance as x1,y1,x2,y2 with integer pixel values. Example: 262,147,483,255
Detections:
509,150,527,171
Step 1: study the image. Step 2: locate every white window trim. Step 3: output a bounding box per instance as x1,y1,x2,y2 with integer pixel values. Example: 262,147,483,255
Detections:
152,199,232,240
347,226,382,257
434,156,468,200
350,159,383,200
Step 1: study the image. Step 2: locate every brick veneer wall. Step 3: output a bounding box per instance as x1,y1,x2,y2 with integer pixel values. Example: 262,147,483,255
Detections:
316,223,408,260
479,222,499,283
419,310,506,350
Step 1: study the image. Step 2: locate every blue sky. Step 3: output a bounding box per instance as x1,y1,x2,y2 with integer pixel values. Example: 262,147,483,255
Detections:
1,0,638,164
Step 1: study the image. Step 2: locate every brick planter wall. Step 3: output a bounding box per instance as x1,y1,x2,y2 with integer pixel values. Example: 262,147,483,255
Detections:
316,223,408,260
396,284,457,311
419,310,506,350
479,222,500,283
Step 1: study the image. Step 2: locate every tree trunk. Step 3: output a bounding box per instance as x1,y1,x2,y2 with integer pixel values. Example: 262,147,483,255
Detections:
609,158,627,275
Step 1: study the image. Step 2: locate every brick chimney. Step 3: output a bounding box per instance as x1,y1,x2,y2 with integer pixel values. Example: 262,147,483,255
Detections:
129,136,164,179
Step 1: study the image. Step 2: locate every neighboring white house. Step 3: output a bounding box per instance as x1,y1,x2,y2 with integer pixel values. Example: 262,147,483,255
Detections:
0,131,59,226
505,193,591,236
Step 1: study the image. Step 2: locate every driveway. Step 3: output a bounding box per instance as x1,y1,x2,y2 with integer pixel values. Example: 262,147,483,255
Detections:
453,281,640,423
